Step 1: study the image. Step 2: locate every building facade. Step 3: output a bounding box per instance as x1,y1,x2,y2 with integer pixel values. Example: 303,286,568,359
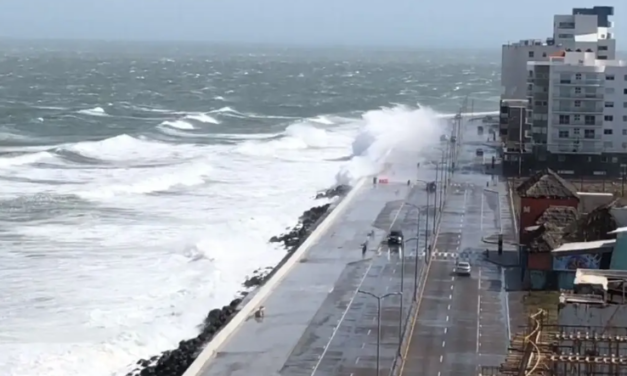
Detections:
526,51,627,176
501,6,616,100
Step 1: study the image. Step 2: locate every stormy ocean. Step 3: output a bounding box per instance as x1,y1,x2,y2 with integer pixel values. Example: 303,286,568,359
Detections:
0,40,499,376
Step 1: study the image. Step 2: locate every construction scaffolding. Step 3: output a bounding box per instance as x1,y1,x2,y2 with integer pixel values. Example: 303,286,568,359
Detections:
479,309,627,376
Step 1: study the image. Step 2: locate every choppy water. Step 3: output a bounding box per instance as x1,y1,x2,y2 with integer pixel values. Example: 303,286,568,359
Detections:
0,40,500,376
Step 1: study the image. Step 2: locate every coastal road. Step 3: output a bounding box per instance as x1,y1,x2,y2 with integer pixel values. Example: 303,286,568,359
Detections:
400,182,509,376
197,176,437,376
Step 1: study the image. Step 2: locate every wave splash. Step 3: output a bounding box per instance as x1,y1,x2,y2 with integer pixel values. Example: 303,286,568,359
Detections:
335,105,442,184
0,103,453,376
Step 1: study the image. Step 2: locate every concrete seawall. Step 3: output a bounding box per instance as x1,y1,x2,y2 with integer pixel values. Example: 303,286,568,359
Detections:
182,177,368,376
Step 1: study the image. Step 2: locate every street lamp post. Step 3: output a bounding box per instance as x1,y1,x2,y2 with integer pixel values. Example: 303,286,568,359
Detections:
357,290,402,376
403,236,420,301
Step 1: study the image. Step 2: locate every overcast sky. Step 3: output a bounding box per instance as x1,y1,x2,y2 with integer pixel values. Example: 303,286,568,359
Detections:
0,0,624,48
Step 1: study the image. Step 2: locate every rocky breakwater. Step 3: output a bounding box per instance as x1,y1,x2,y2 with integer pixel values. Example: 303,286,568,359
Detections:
127,184,350,376
244,184,351,288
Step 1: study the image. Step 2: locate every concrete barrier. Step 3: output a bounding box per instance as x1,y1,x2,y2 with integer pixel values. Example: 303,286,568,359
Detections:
182,177,368,376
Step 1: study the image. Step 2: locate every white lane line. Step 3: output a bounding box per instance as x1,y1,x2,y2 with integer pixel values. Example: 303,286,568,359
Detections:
449,294,452,300
440,355,444,363
367,329,371,335
503,266,512,340
442,341,446,347
447,304,451,310
444,327,448,334
446,316,449,322
477,268,481,354
361,343,365,348
355,357,360,364
310,260,374,375
450,285,454,290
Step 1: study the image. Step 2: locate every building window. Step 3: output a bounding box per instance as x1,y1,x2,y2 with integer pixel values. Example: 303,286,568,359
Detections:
607,75,615,80
624,115,627,122
606,87,615,94
623,142,627,149
559,130,569,138
575,87,582,94
605,102,614,108
585,115,595,125
605,115,614,121
624,74,627,80
574,114,581,122
604,129,613,135
604,142,613,148
559,115,570,124
624,89,627,95
528,51,534,58
623,129,627,136
585,129,595,139
542,52,547,57
574,128,581,135
575,73,582,80
624,102,627,108
599,46,608,51
574,100,581,107
598,56,608,60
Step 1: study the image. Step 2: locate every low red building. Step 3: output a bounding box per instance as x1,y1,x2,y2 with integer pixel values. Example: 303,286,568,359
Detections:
516,169,580,246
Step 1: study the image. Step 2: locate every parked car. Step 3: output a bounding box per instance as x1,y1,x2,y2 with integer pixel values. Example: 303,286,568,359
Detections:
387,229,404,246
454,261,471,276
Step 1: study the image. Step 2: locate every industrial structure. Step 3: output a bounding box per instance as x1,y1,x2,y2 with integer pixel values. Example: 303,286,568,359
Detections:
480,269,627,376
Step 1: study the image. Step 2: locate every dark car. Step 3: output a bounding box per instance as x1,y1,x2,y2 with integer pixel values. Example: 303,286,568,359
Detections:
387,229,404,246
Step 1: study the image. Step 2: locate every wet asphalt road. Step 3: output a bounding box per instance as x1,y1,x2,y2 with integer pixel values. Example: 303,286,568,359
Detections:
400,182,510,376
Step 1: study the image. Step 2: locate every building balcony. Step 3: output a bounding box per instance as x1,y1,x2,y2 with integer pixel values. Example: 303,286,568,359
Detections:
552,93,603,100
555,122,601,128
554,79,602,86
552,141,604,154
552,107,603,114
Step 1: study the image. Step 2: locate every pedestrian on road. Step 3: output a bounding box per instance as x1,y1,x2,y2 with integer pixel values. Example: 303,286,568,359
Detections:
362,242,367,257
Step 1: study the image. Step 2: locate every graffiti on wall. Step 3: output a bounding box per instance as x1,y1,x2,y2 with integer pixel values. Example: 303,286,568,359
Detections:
553,253,601,271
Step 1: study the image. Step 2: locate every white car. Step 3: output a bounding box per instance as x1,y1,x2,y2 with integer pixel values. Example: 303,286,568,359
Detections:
454,261,471,276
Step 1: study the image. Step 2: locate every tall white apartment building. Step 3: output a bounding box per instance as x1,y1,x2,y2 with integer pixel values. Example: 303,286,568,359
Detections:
527,51,627,172
501,6,615,99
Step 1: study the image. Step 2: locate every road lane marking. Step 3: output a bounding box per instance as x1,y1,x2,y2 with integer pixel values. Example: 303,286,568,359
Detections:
440,355,444,363
444,327,448,334
477,268,481,354
447,304,451,309
367,329,371,335
442,341,446,347
355,357,360,364
446,315,449,321
310,258,374,375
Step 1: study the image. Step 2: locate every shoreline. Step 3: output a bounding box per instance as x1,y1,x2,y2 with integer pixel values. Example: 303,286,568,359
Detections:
126,184,353,376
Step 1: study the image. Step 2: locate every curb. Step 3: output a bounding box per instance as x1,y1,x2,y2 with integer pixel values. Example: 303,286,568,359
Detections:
182,178,368,376
394,182,447,376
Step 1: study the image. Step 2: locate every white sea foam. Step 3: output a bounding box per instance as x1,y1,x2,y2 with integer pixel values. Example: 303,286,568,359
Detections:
0,104,450,376
77,107,108,117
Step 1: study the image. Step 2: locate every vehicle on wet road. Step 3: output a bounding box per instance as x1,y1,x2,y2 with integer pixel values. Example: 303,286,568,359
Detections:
454,261,471,276
387,229,404,247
